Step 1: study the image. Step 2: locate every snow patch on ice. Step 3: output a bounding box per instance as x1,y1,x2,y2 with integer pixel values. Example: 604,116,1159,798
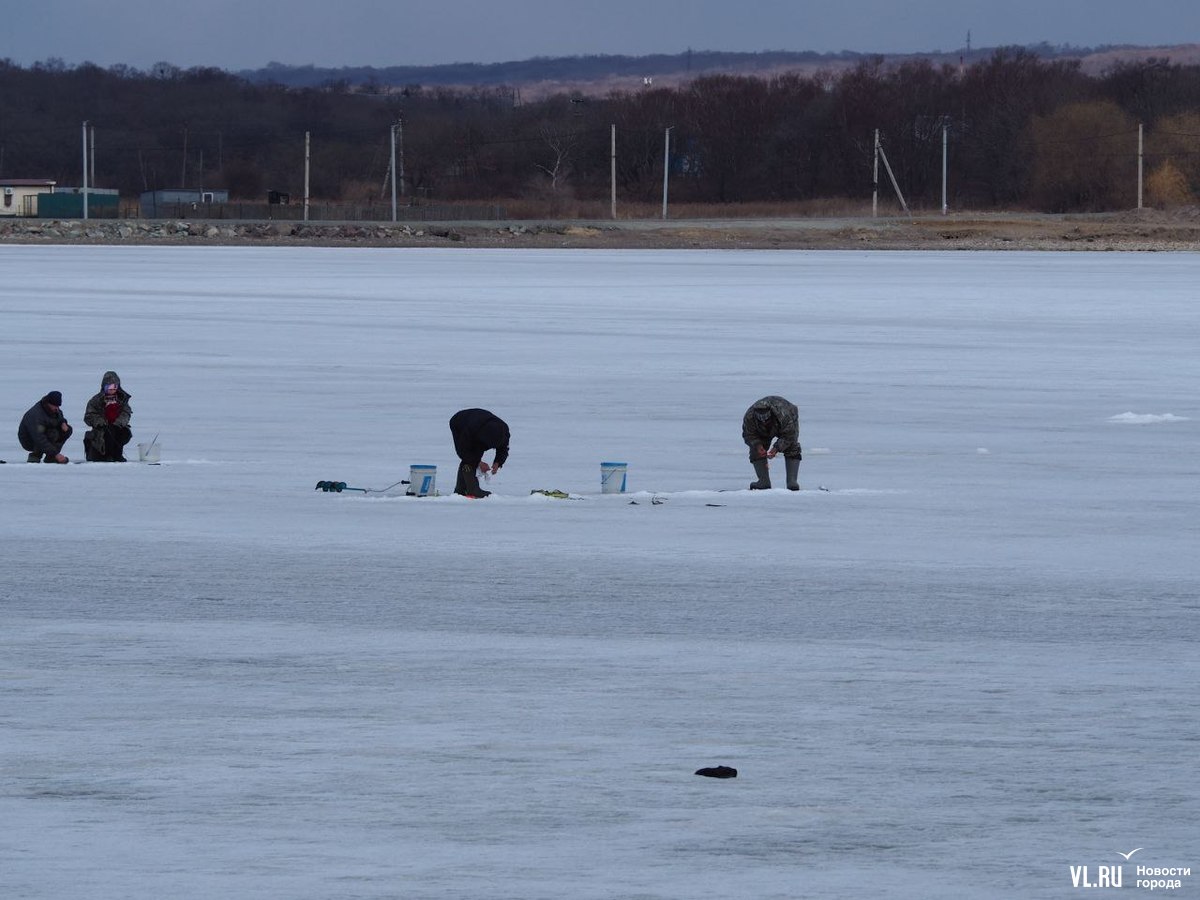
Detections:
1108,411,1189,424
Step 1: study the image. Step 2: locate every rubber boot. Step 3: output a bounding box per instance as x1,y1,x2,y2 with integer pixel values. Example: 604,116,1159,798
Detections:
27,452,41,463
749,458,771,490
455,462,490,498
785,457,800,491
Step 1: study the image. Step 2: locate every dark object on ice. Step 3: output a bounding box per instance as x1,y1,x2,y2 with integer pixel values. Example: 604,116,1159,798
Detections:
695,765,738,779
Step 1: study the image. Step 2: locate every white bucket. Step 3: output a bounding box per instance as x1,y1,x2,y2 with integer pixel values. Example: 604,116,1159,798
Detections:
406,464,437,497
600,461,628,494
137,442,161,463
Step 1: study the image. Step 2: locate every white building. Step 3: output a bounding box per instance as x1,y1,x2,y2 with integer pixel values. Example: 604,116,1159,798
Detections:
0,179,57,217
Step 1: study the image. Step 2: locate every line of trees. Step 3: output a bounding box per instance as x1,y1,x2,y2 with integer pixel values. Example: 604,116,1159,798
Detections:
2,50,1199,213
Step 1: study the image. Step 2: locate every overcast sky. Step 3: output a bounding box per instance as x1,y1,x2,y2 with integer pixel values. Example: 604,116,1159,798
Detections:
2,0,1197,71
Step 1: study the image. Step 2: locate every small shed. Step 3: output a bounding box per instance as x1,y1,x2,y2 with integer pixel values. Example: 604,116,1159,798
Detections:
0,179,56,217
140,188,230,218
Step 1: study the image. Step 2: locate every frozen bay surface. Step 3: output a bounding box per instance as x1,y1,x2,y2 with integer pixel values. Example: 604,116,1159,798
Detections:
2,246,1198,898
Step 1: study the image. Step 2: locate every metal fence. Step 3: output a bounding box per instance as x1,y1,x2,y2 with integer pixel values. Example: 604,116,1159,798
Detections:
136,202,507,222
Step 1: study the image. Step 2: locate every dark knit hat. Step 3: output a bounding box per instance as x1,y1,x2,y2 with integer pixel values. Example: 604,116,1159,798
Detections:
44,390,63,406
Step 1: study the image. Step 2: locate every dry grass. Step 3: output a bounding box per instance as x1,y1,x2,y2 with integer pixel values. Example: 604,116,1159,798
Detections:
479,197,879,220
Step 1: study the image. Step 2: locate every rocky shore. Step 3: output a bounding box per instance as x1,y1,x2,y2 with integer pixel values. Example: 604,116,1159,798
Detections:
2,209,1199,251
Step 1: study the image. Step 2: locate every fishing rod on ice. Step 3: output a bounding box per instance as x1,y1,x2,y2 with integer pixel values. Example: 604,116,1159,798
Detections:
314,478,410,494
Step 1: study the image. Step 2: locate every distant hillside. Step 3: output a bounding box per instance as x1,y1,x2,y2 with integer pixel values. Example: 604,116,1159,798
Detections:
240,50,861,88
240,43,1200,98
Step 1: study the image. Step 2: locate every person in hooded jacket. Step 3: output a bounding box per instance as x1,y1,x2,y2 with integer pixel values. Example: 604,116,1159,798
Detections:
18,390,73,463
83,371,133,462
449,408,510,498
742,395,802,491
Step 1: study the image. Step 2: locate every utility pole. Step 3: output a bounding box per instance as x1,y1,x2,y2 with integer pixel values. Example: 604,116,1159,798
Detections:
610,124,617,219
661,126,672,220
872,129,879,218
389,122,398,222
876,133,910,218
1137,123,1144,210
303,131,310,222
941,122,948,215
81,121,89,221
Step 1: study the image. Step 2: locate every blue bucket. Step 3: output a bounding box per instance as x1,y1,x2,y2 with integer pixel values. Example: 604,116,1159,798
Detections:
600,461,628,494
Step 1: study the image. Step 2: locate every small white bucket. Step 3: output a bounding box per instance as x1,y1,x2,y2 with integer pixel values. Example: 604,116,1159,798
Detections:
600,461,628,494
137,442,161,463
406,464,437,497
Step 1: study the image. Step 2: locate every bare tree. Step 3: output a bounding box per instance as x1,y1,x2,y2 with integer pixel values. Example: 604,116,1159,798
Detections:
536,126,574,192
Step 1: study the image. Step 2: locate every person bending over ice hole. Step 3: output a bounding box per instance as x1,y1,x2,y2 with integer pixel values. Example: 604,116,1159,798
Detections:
742,395,802,491
18,390,73,463
83,371,133,462
449,408,510,498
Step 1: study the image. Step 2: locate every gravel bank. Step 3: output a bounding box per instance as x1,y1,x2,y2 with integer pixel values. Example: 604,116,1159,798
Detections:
2,209,1198,251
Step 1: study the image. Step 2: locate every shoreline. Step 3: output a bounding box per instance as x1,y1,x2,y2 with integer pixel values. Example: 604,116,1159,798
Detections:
2,209,1199,252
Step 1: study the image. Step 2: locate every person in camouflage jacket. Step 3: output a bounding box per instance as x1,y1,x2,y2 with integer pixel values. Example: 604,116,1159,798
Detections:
83,370,133,462
742,395,801,491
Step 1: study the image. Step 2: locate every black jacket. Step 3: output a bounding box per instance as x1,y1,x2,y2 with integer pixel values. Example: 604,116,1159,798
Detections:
449,408,510,468
18,397,71,454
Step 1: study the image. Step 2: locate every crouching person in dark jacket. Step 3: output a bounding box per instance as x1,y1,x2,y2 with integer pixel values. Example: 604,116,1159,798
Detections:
449,408,510,498
83,370,133,462
19,391,73,463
